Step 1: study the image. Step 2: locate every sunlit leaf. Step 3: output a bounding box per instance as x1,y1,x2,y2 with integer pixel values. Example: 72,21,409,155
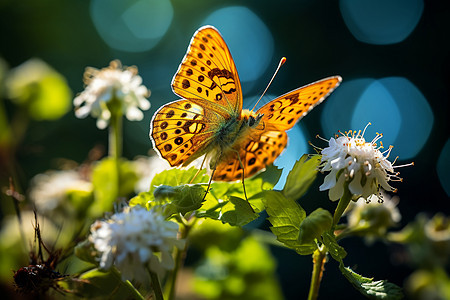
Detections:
210,165,282,211
220,196,259,226
339,262,404,299
282,154,321,201
298,208,333,244
263,190,316,255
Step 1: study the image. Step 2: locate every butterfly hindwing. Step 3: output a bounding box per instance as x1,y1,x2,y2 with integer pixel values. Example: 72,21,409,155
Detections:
171,26,242,117
213,130,288,181
257,76,342,131
151,99,219,167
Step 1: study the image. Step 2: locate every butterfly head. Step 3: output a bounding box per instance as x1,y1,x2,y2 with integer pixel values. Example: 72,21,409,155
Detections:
241,109,265,131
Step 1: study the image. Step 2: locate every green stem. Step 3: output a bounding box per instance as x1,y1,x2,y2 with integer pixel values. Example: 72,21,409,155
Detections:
108,106,122,160
111,267,145,300
307,246,327,300
148,268,164,300
333,184,352,227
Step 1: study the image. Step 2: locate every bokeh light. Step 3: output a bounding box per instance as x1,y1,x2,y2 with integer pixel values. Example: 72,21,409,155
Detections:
437,138,450,197
379,77,433,159
339,0,424,45
321,78,376,137
322,77,433,159
90,0,173,52
202,6,274,86
351,80,401,147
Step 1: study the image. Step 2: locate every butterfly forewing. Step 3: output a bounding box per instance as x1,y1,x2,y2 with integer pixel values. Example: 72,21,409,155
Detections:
171,26,242,117
257,76,342,131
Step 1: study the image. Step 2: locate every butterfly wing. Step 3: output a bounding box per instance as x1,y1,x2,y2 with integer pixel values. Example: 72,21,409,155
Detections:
171,26,242,116
151,26,243,167
151,99,220,167
257,76,342,131
213,129,288,181
213,76,342,181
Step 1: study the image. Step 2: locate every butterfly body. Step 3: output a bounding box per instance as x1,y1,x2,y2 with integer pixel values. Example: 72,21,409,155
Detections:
150,26,342,181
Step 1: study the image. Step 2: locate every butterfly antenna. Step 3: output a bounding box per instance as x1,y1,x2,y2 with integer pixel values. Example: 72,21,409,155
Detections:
251,57,287,112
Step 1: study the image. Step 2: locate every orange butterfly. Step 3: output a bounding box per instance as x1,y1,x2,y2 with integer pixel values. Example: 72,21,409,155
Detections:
150,26,341,182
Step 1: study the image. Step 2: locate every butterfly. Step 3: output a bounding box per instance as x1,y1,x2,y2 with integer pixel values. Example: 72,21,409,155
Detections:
150,26,341,182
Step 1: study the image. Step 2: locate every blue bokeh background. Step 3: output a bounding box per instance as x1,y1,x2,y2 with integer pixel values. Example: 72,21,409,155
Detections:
1,0,449,299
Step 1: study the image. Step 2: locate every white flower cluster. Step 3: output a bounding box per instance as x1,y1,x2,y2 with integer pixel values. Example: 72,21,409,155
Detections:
347,192,401,233
319,125,401,201
89,205,184,282
74,60,150,129
29,170,92,215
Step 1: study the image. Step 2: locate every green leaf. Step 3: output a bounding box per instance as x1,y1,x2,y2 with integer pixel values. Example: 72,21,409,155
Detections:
339,263,404,299
6,58,72,120
90,158,138,216
78,268,133,299
220,196,259,226
263,190,316,255
197,196,258,226
154,184,206,216
282,154,321,201
210,165,282,212
298,208,333,244
149,167,208,195
322,231,347,261
129,191,153,207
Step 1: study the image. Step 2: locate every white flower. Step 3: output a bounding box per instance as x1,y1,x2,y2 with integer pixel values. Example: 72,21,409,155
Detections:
29,169,92,215
74,60,150,129
319,124,407,201
89,205,185,282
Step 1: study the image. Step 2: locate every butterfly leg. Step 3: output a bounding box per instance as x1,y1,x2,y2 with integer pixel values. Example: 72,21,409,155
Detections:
233,149,255,213
201,167,216,201
189,155,208,184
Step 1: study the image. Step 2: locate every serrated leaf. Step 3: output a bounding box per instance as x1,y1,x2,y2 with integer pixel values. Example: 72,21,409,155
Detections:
298,208,333,244
220,196,259,226
282,154,321,201
263,190,316,255
339,263,404,299
322,232,347,261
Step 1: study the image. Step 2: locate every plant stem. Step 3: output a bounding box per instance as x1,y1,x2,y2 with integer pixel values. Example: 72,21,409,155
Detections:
307,245,327,300
108,106,122,160
111,267,145,300
148,268,164,300
333,184,352,227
